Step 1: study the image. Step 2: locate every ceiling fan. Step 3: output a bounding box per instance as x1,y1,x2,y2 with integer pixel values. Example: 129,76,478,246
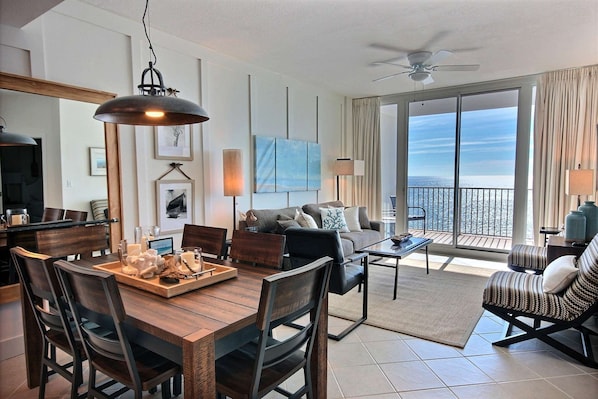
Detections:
372,50,480,84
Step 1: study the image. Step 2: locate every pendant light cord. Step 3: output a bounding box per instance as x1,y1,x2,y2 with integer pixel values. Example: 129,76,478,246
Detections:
142,0,157,67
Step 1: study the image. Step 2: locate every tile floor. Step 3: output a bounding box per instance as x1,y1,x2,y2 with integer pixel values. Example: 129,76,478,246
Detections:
2,256,597,399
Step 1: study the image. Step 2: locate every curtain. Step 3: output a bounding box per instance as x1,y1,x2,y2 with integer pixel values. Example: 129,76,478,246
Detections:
534,65,598,245
352,97,381,219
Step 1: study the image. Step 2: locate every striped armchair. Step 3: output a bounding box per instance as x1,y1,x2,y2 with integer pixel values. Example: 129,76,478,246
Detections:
483,235,598,368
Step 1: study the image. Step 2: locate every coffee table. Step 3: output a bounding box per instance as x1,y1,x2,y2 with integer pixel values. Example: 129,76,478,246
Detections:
358,237,433,300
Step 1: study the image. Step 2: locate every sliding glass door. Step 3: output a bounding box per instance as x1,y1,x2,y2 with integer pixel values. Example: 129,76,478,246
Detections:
407,89,519,250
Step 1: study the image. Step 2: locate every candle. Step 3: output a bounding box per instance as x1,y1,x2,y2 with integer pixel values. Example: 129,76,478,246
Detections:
11,215,22,225
127,243,141,256
180,251,197,271
141,235,148,252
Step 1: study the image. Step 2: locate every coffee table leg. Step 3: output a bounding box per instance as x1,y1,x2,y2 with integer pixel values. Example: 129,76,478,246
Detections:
394,258,399,300
426,246,429,274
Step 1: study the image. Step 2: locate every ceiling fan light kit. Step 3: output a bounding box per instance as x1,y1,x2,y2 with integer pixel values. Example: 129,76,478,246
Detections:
372,49,480,84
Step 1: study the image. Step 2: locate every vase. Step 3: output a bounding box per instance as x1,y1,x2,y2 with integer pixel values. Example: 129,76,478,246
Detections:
578,200,598,242
564,210,586,243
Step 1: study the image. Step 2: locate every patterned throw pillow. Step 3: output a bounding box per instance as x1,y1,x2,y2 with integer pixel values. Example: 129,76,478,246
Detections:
320,207,349,232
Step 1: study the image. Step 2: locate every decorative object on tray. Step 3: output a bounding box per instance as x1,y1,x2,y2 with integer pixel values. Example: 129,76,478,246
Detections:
390,233,413,244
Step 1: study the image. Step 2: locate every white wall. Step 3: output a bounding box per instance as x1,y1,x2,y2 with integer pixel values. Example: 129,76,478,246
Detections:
0,0,348,358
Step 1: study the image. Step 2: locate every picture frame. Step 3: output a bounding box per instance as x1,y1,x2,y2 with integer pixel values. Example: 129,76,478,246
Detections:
156,180,194,233
155,125,193,160
89,147,107,176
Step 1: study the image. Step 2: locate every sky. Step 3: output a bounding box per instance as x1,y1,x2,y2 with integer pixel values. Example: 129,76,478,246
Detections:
408,107,518,182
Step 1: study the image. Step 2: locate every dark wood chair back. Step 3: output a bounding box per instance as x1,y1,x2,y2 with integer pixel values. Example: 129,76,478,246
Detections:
41,207,65,222
64,209,88,222
54,260,180,399
215,256,332,398
229,229,286,268
181,224,228,259
10,246,84,399
36,224,108,259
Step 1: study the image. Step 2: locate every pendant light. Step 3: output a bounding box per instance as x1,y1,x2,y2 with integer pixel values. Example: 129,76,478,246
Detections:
94,0,209,126
0,117,37,146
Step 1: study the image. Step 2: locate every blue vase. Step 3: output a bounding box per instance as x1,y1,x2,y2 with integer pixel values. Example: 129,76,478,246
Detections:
578,200,598,242
565,210,586,243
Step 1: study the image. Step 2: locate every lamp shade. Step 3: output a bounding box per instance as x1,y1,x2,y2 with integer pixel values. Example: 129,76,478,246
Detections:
0,125,37,146
334,159,365,176
223,149,244,196
94,94,209,126
566,169,595,196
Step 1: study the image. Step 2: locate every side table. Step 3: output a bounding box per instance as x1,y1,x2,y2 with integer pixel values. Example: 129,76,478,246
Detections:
547,236,586,264
540,226,561,246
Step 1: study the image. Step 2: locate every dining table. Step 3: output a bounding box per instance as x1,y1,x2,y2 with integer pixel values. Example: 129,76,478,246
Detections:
20,253,329,398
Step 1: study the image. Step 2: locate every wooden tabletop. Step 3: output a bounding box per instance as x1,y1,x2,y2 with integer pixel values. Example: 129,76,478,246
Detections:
22,254,328,398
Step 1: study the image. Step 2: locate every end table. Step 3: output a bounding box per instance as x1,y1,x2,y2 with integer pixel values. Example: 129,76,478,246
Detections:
547,236,586,263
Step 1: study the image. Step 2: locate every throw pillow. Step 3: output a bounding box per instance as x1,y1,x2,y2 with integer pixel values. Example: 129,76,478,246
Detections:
344,206,362,232
245,210,259,227
295,209,318,228
358,206,371,229
542,255,578,294
320,207,350,233
276,219,301,234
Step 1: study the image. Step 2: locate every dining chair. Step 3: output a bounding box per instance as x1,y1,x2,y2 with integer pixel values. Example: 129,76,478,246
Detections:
229,229,286,269
284,227,368,340
10,246,85,399
41,207,65,222
390,195,426,233
181,224,228,259
215,256,332,399
54,260,181,399
35,224,108,260
64,209,88,223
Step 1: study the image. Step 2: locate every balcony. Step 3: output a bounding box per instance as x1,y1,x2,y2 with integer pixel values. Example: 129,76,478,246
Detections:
386,186,515,252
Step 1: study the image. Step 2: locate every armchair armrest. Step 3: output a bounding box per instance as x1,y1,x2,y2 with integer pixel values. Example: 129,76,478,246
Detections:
370,220,382,232
346,252,368,264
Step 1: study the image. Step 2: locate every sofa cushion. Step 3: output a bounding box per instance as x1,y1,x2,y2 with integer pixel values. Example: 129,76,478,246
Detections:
340,229,383,251
246,206,298,233
276,219,301,234
302,201,344,227
320,207,350,232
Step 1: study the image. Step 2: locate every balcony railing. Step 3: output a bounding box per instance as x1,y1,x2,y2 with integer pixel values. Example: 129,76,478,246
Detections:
406,186,515,238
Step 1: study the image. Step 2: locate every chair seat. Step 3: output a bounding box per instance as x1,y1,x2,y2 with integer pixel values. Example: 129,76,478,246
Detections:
508,244,548,273
482,271,571,321
216,338,306,398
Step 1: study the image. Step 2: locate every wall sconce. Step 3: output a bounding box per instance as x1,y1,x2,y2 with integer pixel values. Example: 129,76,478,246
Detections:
223,149,244,230
566,164,595,207
334,158,364,201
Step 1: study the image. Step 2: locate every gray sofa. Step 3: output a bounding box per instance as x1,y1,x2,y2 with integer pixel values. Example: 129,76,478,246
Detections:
239,200,383,256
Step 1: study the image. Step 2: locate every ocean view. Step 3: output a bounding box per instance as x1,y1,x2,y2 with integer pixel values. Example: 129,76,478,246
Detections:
409,175,515,189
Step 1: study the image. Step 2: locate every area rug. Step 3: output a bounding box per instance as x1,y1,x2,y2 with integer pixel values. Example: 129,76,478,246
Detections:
328,262,490,348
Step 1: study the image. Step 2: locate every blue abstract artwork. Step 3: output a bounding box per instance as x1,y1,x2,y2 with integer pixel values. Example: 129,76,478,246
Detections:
276,138,307,192
254,136,276,192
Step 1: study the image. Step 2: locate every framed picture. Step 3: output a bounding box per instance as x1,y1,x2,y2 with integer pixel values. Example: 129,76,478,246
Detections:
155,125,193,160
89,147,106,176
156,180,194,233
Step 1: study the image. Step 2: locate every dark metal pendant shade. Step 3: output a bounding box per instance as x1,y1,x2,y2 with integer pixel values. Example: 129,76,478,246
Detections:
0,125,37,146
94,94,209,126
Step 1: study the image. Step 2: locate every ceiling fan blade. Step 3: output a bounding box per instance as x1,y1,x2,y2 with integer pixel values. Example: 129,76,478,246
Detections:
370,60,411,69
372,71,409,82
426,50,453,66
368,43,413,53
433,64,480,71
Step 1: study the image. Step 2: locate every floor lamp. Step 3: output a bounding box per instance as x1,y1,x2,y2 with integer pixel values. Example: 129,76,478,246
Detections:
223,149,244,230
334,158,365,201
566,164,595,207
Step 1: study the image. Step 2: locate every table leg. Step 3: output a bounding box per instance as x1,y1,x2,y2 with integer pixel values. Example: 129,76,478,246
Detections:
394,258,399,300
311,291,328,398
425,246,429,274
182,329,215,397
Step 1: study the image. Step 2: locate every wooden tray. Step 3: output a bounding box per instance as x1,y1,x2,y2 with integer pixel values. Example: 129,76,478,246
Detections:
93,260,237,298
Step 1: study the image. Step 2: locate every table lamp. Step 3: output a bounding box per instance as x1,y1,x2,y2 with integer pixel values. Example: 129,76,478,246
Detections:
566,165,595,207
